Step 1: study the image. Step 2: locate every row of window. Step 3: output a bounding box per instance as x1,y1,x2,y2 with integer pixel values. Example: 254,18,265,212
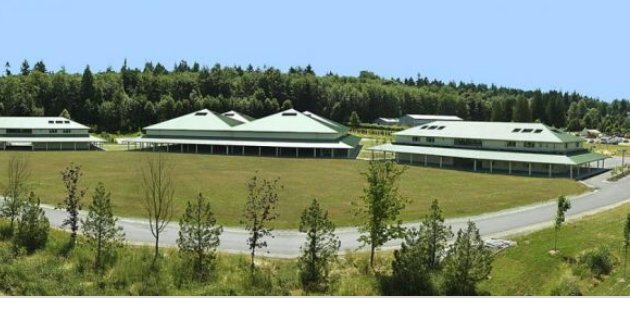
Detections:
410,137,581,149
49,129,72,134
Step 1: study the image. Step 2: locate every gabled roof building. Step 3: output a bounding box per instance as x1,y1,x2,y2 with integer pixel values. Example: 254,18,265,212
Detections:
370,121,607,179
399,114,462,126
0,116,104,150
125,109,361,158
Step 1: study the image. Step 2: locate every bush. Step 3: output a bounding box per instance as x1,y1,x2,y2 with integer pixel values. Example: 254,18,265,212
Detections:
577,246,614,277
387,232,435,295
549,275,583,296
13,193,49,254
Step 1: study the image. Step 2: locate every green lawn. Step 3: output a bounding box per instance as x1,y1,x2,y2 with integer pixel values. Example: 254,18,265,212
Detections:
480,203,630,296
0,151,587,228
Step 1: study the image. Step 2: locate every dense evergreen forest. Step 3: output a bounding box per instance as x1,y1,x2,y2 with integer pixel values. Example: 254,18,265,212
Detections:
1,60,629,134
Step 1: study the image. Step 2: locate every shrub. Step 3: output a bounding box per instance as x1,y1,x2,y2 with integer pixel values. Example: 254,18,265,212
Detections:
13,193,49,254
577,246,614,277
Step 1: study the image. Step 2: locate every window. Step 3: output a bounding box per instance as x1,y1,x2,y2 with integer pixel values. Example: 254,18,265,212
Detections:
48,120,54,124
49,129,58,134
194,112,208,116
426,137,435,143
428,125,438,130
281,112,297,116
6,129,32,134
454,138,482,146
437,126,446,130
63,121,70,124
575,143,580,148
524,142,535,148
420,125,428,129
63,129,71,134
534,129,543,133
55,121,63,124
412,136,419,142
522,128,533,133
223,113,234,116
506,141,516,147
512,128,521,132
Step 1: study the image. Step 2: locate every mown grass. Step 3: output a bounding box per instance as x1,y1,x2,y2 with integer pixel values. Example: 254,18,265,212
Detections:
0,151,587,228
480,203,630,296
0,223,387,296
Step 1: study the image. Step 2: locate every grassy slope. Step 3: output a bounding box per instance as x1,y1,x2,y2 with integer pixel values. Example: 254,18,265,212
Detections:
480,203,630,296
0,151,586,228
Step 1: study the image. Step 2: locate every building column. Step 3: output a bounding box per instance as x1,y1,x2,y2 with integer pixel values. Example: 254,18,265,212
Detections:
332,149,335,158
490,160,493,173
577,165,580,177
195,145,198,154
570,166,573,179
473,159,477,172
166,145,169,152
242,146,245,156
152,143,156,152
508,161,512,174
313,148,316,158
528,163,532,176
296,148,299,158
276,147,279,157
410,154,414,165
346,149,350,158
440,156,443,168
259,147,262,156
74,142,77,151
181,144,184,153
226,146,229,155
548,164,552,177
424,155,428,166
210,145,214,154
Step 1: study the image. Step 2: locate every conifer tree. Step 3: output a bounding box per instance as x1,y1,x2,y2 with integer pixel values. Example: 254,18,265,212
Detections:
58,163,85,248
20,60,30,76
298,199,340,292
554,196,571,251
391,228,435,295
349,111,361,129
14,192,49,254
177,193,223,281
442,221,492,296
420,199,452,270
82,182,125,271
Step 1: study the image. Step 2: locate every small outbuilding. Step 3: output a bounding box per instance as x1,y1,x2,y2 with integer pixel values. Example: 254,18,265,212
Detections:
373,117,399,126
398,114,463,127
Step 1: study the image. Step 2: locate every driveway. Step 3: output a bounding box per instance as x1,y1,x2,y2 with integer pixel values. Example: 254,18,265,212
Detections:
33,157,630,257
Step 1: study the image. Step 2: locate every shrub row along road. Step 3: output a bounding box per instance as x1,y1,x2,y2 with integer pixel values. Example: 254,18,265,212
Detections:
36,157,630,257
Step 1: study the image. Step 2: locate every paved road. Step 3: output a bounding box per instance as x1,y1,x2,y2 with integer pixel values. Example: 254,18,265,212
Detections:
36,157,630,258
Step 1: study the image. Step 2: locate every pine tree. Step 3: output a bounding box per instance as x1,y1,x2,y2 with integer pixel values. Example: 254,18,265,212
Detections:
20,60,30,76
298,199,340,292
512,95,532,122
32,61,47,73
420,199,452,270
57,163,86,248
4,61,11,76
80,65,95,102
356,160,408,269
13,192,49,254
390,228,435,295
348,111,361,129
241,175,281,272
442,221,493,296
81,182,125,271
554,196,571,252
177,193,223,281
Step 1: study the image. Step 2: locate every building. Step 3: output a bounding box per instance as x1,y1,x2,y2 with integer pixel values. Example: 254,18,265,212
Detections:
580,128,602,139
398,114,462,127
373,117,400,126
0,116,105,150
124,109,361,158
369,121,608,179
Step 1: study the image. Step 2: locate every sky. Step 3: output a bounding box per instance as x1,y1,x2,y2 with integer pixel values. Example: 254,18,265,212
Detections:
1,0,628,101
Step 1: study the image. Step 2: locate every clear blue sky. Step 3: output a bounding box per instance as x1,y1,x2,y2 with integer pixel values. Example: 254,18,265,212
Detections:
1,0,628,101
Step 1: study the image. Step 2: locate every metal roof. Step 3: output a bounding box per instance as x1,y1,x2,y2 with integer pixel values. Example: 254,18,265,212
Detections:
123,136,357,149
369,143,607,166
375,117,400,123
395,121,583,143
221,110,255,124
232,109,342,134
0,117,89,130
144,109,242,131
0,135,105,143
404,114,463,121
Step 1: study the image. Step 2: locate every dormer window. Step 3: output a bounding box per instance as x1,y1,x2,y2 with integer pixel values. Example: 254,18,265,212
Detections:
282,112,297,116
194,112,208,116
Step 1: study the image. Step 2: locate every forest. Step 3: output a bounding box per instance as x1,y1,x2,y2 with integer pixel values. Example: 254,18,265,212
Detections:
1,60,629,134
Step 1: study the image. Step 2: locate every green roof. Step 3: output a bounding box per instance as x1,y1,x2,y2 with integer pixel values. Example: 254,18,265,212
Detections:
370,143,607,166
144,109,242,131
395,121,583,143
232,109,342,134
222,110,255,123
0,117,89,130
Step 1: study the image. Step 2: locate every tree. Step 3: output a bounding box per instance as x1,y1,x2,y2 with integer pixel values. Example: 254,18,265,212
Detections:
1,155,31,232
356,160,408,269
512,95,532,122
554,196,571,251
298,199,340,292
80,65,95,102
177,193,223,281
348,111,361,129
623,213,630,279
442,221,493,296
81,182,125,271
4,61,11,76
13,192,49,254
59,108,71,119
32,61,47,73
20,60,30,76
390,228,435,295
57,163,86,248
141,154,175,266
281,99,293,110
420,199,452,270
241,175,281,272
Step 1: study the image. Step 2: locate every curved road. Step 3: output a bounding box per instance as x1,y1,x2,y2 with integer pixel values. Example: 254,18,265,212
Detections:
38,157,629,258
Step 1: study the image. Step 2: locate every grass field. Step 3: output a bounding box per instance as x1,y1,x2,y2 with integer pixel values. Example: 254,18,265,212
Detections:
585,143,630,157
0,151,587,228
480,203,630,296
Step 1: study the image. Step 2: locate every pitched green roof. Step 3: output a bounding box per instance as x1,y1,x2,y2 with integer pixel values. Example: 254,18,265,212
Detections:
222,110,255,123
232,109,342,134
144,109,242,131
0,117,89,130
395,121,583,143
